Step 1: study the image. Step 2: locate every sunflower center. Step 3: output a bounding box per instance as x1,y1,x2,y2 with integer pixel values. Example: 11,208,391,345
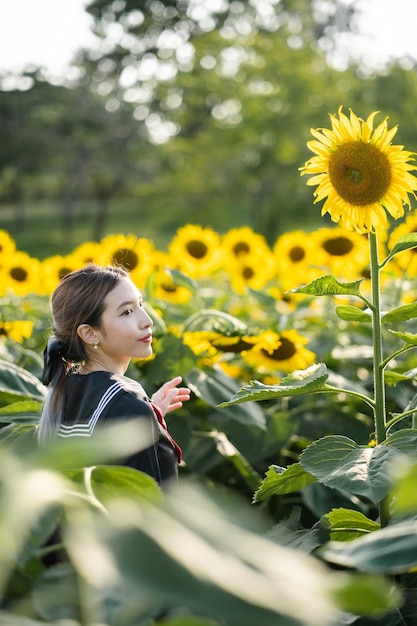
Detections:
360,267,371,279
161,282,177,293
186,240,208,259
112,249,139,270
328,142,391,206
10,267,28,282
233,242,250,256
322,236,354,256
289,246,305,262
59,267,73,280
242,266,254,280
213,338,253,353
263,337,296,361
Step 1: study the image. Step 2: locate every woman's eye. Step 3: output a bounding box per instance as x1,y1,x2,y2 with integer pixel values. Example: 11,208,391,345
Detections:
122,308,134,316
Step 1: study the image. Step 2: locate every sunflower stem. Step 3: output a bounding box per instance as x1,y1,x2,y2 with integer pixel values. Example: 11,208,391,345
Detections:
369,231,390,527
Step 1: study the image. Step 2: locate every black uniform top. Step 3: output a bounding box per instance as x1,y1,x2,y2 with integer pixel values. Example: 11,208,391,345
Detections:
60,371,180,486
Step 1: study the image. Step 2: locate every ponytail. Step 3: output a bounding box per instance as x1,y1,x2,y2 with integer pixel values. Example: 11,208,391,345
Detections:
38,336,70,444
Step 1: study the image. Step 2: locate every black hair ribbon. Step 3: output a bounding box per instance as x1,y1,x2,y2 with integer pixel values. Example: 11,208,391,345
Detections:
42,336,64,386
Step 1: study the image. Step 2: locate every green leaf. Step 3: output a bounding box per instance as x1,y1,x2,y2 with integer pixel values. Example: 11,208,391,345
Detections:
188,368,266,427
382,302,417,324
33,563,80,623
144,301,167,335
291,275,364,297
0,422,38,450
212,431,262,492
218,363,329,407
156,618,220,626
300,435,401,504
183,309,247,333
384,233,417,263
254,463,317,501
0,400,42,422
385,371,415,386
0,359,46,406
66,465,163,505
266,507,328,553
325,508,380,541
392,461,417,515
168,268,200,293
383,428,417,455
320,521,417,573
335,305,372,323
332,573,402,617
389,329,417,345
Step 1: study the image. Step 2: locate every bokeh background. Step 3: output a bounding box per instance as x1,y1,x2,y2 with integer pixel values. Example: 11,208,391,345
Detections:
2,0,417,259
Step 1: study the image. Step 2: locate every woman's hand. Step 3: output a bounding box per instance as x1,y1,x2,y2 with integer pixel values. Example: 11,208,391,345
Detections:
151,376,191,416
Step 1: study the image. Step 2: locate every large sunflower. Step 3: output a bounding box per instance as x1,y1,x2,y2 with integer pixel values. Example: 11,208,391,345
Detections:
300,107,417,234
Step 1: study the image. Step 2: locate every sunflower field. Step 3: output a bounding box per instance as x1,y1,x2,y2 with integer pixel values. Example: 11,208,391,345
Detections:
4,108,417,624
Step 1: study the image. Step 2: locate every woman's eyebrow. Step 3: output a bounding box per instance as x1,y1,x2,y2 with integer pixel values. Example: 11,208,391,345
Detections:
117,298,143,311
117,300,135,311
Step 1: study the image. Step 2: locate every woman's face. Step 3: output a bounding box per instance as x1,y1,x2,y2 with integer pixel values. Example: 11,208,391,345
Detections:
93,277,153,373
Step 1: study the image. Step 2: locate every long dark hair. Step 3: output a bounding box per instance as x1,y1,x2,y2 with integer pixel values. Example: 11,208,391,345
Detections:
38,264,129,443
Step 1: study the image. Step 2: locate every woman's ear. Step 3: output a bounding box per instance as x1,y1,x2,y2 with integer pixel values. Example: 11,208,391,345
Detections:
77,324,98,345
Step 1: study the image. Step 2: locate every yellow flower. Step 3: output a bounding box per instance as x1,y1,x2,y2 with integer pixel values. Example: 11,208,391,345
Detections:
71,241,107,267
228,252,276,295
0,320,34,342
242,329,316,374
311,227,369,280
273,230,322,290
40,254,82,295
218,361,251,381
1,251,41,296
0,230,16,263
100,234,155,287
183,331,252,357
168,225,223,279
300,107,417,234
150,267,192,304
221,227,272,262
183,329,280,357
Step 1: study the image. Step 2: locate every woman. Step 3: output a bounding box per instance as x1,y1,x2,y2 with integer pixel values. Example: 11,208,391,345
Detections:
39,263,190,487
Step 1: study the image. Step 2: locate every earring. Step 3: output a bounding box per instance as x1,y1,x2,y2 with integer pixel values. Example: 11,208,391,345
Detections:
93,339,99,349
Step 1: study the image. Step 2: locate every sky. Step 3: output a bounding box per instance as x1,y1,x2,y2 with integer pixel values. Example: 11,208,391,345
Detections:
0,0,97,76
1,0,417,77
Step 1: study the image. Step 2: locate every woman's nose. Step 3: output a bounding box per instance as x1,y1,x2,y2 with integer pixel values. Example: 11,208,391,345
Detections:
140,310,153,328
